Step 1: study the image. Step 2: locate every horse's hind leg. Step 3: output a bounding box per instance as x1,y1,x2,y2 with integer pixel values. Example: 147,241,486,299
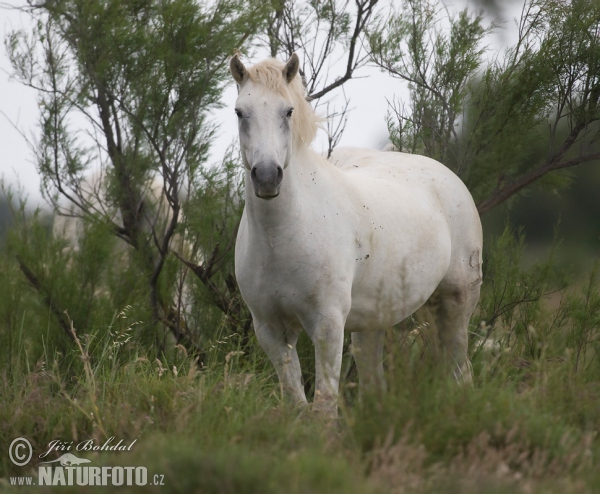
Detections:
351,330,386,396
432,251,482,382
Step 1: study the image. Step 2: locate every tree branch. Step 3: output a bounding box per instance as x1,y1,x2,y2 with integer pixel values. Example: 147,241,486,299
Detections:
308,0,378,100
477,150,600,214
16,255,75,342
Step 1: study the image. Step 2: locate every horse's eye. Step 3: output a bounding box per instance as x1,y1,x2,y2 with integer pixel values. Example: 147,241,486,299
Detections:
235,109,243,118
286,108,294,118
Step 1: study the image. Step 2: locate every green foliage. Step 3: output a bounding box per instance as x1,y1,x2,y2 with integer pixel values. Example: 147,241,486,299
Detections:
470,226,599,396
371,0,600,213
370,0,489,161
0,204,156,376
561,264,600,376
475,226,566,359
5,0,269,355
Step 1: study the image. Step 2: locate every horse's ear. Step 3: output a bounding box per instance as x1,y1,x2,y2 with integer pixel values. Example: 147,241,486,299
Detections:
230,54,247,85
283,53,300,84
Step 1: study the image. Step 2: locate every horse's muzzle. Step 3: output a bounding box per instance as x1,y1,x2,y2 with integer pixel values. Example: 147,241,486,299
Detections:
251,162,283,199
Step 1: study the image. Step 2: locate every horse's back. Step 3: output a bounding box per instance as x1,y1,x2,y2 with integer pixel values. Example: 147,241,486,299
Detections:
330,147,469,196
329,147,481,243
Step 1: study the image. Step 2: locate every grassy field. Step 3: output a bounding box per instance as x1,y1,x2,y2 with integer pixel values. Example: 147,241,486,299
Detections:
1,231,599,493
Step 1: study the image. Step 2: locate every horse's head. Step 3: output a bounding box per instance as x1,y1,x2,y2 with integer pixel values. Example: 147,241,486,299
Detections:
230,53,315,200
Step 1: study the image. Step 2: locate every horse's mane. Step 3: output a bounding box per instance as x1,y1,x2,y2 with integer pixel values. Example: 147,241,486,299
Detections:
246,58,321,146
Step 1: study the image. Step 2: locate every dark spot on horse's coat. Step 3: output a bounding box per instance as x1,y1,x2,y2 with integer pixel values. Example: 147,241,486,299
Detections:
449,290,466,304
365,255,370,259
469,249,480,269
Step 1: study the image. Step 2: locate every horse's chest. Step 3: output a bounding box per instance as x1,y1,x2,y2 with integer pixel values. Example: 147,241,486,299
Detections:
236,231,347,320
239,249,333,292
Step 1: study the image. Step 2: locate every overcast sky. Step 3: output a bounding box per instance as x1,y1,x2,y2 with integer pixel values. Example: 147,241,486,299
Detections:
0,1,521,209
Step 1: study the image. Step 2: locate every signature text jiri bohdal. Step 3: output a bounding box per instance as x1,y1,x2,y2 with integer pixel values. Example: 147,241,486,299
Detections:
39,437,137,459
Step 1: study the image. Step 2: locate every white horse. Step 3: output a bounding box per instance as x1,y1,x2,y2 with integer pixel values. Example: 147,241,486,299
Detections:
230,54,483,417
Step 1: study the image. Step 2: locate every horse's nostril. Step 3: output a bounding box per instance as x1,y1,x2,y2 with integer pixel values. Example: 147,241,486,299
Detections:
276,166,283,184
251,166,257,181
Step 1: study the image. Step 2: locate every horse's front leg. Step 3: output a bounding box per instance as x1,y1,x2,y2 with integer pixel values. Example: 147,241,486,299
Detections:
255,322,308,407
306,314,345,418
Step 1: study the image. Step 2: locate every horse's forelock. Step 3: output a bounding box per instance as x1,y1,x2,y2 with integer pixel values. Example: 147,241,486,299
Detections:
246,59,321,146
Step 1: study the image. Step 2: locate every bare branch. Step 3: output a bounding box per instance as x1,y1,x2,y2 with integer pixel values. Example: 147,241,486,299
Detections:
309,0,378,100
477,151,600,214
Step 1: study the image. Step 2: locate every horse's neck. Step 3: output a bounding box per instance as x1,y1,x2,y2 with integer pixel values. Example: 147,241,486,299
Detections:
244,146,328,231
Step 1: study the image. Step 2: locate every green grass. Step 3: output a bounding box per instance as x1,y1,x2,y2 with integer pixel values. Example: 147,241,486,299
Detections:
1,312,599,493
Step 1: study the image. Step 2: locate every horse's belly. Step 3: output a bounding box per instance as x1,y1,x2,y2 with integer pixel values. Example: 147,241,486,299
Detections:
345,276,438,331
344,236,451,331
